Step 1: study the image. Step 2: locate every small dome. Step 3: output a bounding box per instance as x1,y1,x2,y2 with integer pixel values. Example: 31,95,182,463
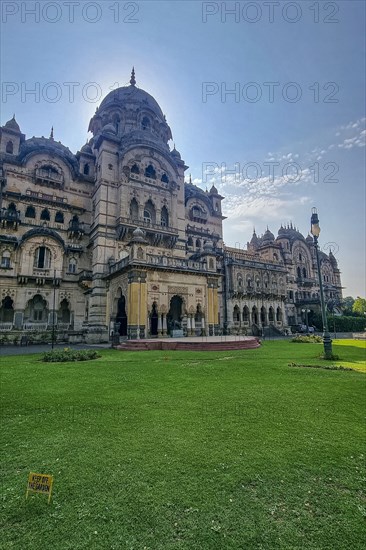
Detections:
4,115,20,132
262,228,275,243
130,227,146,243
81,142,93,154
171,146,181,159
102,123,117,135
329,250,338,267
306,234,313,243
209,184,218,194
250,231,259,247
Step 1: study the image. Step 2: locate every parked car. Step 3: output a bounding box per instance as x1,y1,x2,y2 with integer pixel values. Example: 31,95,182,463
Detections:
296,324,315,333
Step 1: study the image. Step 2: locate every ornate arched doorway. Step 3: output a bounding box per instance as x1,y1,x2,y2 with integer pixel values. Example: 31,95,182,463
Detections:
116,295,127,336
150,302,158,336
252,306,258,325
167,295,183,334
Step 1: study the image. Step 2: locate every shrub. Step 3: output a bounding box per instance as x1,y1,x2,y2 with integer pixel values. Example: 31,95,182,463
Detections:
312,314,365,332
42,348,101,362
291,335,323,343
289,362,352,371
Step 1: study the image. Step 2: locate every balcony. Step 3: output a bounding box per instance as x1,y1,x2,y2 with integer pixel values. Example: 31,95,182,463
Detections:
116,216,179,247
68,220,85,238
0,207,21,229
190,208,208,224
35,167,64,188
78,270,92,289
296,277,316,287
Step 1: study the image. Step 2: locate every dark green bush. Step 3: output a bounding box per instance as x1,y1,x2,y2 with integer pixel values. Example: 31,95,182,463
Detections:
42,348,101,362
312,314,365,332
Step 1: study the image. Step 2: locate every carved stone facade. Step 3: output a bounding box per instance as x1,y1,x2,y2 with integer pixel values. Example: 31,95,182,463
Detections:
0,71,343,341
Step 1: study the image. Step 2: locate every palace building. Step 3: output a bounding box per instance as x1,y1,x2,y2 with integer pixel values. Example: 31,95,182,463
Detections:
0,70,343,342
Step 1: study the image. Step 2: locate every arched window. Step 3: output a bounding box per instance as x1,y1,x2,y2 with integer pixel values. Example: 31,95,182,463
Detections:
1,250,11,268
187,236,193,247
252,306,258,325
233,305,240,322
68,257,77,273
273,253,278,261
137,247,144,260
196,239,201,249
141,116,150,130
83,163,90,175
161,173,169,184
243,306,249,322
34,246,51,269
260,306,267,325
129,198,139,220
143,200,156,224
297,266,301,278
131,164,140,174
28,294,47,322
276,307,282,322
55,211,64,223
145,164,156,179
209,258,214,270
7,203,17,215
59,299,71,324
161,206,169,227
0,296,14,322
299,253,302,261
238,277,243,288
112,115,120,133
6,141,14,154
25,206,36,219
40,208,50,221
302,267,307,278
269,307,274,322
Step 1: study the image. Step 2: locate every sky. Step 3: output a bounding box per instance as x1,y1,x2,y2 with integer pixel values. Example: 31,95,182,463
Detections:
1,0,365,297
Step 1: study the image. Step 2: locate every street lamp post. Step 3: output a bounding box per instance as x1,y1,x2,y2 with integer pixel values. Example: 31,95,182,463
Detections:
51,269,56,350
310,207,333,359
137,275,141,340
302,308,310,333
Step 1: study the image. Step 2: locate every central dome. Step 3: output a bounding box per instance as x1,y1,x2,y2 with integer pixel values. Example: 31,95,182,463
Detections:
99,84,164,119
88,68,172,145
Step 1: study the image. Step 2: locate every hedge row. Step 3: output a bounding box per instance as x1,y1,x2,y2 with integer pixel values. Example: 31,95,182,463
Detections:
312,314,365,332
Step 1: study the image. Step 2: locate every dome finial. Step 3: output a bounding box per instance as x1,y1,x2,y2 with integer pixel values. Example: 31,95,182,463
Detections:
50,126,54,140
189,173,192,184
130,66,136,86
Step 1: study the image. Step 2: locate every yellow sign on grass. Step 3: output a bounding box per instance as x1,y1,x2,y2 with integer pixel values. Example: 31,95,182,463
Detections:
26,472,54,503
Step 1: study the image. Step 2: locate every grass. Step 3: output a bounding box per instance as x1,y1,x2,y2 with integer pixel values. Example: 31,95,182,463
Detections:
1,339,365,549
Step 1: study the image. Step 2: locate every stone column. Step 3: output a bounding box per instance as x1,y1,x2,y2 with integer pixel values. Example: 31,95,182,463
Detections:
13,311,24,330
162,314,167,336
201,315,206,336
158,314,162,337
187,315,191,336
127,270,147,339
191,315,196,336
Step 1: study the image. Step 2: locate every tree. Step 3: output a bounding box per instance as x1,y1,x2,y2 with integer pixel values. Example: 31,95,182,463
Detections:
342,296,354,314
352,297,366,316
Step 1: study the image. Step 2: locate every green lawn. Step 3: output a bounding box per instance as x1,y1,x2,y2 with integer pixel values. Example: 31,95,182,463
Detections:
1,340,365,549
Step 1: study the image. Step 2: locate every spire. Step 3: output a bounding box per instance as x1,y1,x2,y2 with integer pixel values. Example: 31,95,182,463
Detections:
130,66,136,86
50,126,54,140
189,174,192,184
